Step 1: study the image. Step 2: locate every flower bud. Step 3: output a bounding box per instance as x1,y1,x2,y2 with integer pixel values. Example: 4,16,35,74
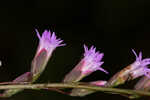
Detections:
70,81,107,96
1,72,32,97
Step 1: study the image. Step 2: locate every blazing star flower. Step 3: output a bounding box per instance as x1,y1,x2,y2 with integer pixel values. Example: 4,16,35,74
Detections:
63,45,108,83
130,49,150,79
81,45,108,74
35,29,66,58
31,29,65,81
106,49,150,87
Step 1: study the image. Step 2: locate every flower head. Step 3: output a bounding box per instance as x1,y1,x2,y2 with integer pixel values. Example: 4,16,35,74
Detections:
63,45,108,82
130,49,150,78
31,29,65,81
81,45,108,74
35,29,65,57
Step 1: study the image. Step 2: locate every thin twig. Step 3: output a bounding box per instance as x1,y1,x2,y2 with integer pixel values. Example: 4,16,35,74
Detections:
0,83,149,97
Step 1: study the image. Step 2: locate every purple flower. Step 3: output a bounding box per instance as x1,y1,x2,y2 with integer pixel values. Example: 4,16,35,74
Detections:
35,29,65,58
63,45,108,82
81,45,108,75
31,29,65,81
130,49,150,78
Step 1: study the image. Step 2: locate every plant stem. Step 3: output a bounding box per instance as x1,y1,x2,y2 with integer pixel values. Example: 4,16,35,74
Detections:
0,83,149,96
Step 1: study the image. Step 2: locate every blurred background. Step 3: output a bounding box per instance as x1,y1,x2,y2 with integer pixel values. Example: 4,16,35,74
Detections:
0,0,150,100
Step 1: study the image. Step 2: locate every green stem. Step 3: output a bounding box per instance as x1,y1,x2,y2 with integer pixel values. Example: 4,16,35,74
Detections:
0,83,149,96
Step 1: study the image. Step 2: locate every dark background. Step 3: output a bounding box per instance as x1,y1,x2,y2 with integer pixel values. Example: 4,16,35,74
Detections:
0,0,149,100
